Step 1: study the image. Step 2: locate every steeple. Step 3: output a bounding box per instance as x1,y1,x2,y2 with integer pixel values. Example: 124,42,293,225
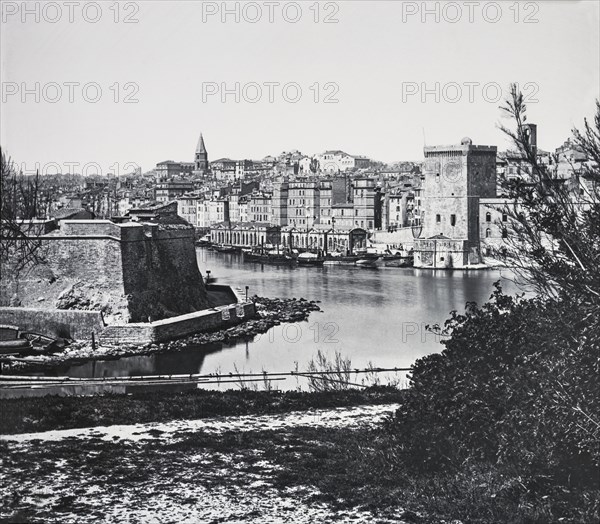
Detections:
194,132,209,172
196,133,207,155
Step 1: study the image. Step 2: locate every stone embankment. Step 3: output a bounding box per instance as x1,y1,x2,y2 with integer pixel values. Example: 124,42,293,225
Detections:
4,297,321,372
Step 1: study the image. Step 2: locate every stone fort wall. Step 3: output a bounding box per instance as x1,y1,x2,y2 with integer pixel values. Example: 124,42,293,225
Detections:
0,220,208,323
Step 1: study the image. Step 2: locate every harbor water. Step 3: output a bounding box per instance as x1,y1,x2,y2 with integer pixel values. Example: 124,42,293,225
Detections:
29,248,521,394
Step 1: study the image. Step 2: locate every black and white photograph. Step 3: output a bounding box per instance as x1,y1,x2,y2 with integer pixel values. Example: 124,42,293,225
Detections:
1,1,599,522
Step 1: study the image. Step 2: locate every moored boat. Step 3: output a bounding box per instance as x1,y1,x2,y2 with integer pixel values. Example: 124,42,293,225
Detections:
213,244,236,253
297,252,325,266
355,257,380,267
20,332,67,355
0,338,32,355
196,234,211,247
242,248,263,261
352,249,381,267
383,254,414,267
324,252,379,265
267,248,296,265
243,247,296,265
382,247,415,267
0,325,65,356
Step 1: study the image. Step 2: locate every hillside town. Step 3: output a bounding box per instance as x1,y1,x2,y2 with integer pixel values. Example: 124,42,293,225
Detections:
2,0,598,521
27,126,593,269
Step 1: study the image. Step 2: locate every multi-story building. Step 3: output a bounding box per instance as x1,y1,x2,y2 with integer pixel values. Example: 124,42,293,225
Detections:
238,197,249,223
318,178,347,226
496,124,548,190
317,151,370,173
331,203,354,229
197,200,210,229
195,198,230,228
208,199,230,225
176,194,204,227
154,180,195,203
298,156,313,174
211,158,237,181
155,161,194,182
272,179,289,226
236,160,254,179
555,137,590,196
210,158,256,181
229,192,241,223
287,181,320,228
248,192,272,223
352,178,379,230
387,191,411,230
479,197,510,251
410,186,423,226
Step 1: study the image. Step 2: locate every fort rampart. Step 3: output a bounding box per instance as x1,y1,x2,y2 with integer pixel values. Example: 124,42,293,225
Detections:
0,219,209,323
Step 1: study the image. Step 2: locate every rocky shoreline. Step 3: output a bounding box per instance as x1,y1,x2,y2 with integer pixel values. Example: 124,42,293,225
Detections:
2,296,321,373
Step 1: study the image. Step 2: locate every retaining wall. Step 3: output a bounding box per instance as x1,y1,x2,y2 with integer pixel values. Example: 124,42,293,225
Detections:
99,301,256,344
1,289,256,346
0,307,105,339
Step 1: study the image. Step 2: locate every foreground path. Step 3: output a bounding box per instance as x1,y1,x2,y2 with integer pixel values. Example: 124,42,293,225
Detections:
2,402,398,444
1,403,410,524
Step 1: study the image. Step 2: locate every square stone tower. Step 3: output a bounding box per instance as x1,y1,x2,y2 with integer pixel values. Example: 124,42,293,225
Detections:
422,137,497,243
415,137,497,267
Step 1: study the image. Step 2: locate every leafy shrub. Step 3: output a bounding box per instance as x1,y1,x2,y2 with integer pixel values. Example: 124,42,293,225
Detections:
385,283,599,494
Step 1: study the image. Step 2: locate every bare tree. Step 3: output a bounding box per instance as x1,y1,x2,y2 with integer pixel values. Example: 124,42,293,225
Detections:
494,85,600,314
0,149,46,275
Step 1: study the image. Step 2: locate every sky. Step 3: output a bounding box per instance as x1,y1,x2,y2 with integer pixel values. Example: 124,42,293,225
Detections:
1,0,599,176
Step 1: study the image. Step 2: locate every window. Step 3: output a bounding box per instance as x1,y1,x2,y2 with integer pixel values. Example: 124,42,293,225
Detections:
436,214,441,223
486,212,492,222
450,214,456,226
485,228,491,238
502,213,508,222
502,228,508,239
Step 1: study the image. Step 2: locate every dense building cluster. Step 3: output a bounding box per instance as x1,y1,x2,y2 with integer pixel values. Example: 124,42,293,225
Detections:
29,126,592,269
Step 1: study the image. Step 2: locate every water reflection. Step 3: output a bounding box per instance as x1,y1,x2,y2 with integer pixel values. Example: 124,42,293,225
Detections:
21,343,229,398
33,249,520,395
49,346,216,379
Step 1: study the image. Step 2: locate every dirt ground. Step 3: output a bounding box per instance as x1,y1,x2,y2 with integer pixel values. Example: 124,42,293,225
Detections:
1,403,418,524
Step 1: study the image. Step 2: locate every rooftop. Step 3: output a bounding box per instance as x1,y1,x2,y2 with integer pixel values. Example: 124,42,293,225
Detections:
51,207,94,220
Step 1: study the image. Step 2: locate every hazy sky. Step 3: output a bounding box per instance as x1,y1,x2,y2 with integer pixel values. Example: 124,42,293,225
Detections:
1,0,599,176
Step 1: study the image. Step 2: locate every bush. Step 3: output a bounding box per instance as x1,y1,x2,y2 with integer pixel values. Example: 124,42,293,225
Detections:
386,283,599,493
